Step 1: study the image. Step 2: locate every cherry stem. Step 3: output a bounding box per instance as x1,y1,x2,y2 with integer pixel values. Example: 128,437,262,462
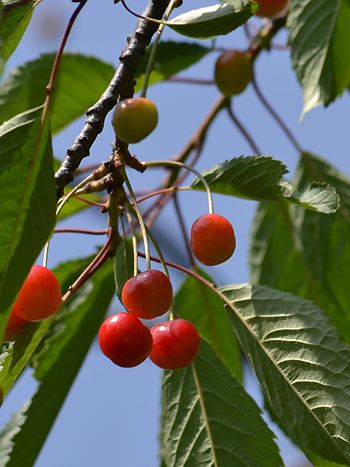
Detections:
166,76,215,86
173,193,196,267
75,196,106,208
144,225,170,278
125,203,139,277
119,0,168,26
54,228,108,235
136,185,190,204
121,168,151,270
227,101,262,154
63,230,113,303
144,160,214,214
42,174,95,268
141,0,177,98
251,73,302,153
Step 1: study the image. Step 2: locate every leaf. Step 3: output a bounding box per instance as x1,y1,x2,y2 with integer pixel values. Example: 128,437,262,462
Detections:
114,238,133,301
287,0,350,114
134,41,210,92
0,54,114,132
167,1,255,39
0,260,115,466
191,156,339,213
250,152,350,341
173,269,242,380
0,0,35,62
221,283,350,464
160,339,282,467
0,107,56,339
0,256,91,399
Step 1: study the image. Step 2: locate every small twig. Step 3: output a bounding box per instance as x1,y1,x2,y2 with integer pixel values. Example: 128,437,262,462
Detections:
166,77,215,86
75,196,106,208
251,73,302,153
227,101,262,154
54,228,108,235
173,193,195,267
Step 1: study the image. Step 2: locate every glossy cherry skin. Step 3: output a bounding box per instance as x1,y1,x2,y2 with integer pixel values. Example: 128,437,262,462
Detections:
122,270,173,320
150,319,200,370
13,265,62,322
191,213,236,266
3,309,28,342
98,312,153,368
112,97,158,144
214,50,251,97
255,0,288,17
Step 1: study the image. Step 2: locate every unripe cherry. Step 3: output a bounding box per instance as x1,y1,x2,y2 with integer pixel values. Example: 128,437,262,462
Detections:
150,319,200,370
3,309,28,342
122,270,173,320
112,97,158,144
98,312,152,368
255,0,288,17
214,50,251,96
191,213,236,266
13,265,62,321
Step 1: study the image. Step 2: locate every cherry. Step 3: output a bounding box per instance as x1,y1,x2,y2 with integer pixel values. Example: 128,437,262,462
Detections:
150,319,200,370
191,213,236,266
255,0,288,17
13,265,62,321
112,97,158,144
214,50,251,96
3,309,28,342
98,312,152,368
122,270,173,320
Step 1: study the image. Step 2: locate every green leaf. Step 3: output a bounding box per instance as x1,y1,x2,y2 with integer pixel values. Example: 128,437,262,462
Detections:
0,0,35,62
168,1,255,39
0,107,56,339
134,41,210,92
250,152,350,341
0,54,114,132
191,156,339,213
160,339,282,467
0,256,91,399
0,260,115,466
221,283,350,464
288,0,350,114
173,270,242,380
114,238,133,301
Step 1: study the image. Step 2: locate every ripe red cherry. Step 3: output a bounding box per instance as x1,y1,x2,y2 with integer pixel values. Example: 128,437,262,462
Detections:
150,319,200,370
98,312,152,368
3,309,28,342
214,50,252,96
13,265,62,321
112,97,158,144
255,0,288,17
191,213,236,266
122,270,173,320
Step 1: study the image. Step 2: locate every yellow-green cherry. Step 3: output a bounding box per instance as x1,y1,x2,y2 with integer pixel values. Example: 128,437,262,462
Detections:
214,50,252,97
112,97,158,144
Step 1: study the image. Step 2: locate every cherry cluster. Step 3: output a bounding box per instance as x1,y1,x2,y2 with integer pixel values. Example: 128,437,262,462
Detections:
98,212,235,370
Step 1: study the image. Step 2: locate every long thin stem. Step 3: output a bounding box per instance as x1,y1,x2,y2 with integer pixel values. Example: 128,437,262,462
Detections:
173,193,195,267
144,226,170,277
56,174,95,217
125,204,139,276
141,0,177,97
122,169,151,270
145,160,214,214
136,186,191,204
166,77,215,86
120,0,166,26
251,73,302,153
227,101,262,154
54,228,108,235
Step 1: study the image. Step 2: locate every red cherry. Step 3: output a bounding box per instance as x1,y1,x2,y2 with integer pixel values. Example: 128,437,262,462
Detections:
13,265,62,322
255,0,288,17
122,270,173,320
98,312,152,368
150,319,200,370
3,309,28,342
190,213,236,266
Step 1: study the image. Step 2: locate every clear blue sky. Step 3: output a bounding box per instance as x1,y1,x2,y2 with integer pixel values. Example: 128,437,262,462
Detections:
1,0,349,465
